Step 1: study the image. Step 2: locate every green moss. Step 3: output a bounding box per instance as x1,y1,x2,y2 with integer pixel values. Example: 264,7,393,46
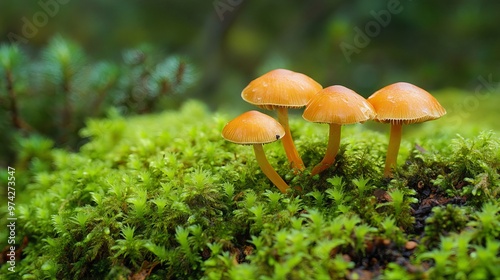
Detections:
2,100,500,279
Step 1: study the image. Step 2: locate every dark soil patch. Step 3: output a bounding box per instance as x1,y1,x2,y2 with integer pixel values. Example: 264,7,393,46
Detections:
411,181,467,235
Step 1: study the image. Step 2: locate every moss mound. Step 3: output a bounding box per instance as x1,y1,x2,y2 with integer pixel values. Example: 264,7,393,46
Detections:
2,100,500,279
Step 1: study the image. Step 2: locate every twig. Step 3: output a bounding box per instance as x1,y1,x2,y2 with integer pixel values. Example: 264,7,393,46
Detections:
60,79,72,144
5,70,33,133
5,70,21,129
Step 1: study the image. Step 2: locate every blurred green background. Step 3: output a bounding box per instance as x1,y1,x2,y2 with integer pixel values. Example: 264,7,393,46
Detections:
1,0,500,150
2,1,500,97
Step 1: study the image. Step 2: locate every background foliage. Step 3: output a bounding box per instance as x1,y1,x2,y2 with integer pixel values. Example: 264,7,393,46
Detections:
2,0,500,107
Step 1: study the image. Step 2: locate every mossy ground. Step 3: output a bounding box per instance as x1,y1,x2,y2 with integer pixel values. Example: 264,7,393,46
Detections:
1,98,500,279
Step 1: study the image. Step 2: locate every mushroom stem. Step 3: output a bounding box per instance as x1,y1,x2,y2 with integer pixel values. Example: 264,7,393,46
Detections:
384,123,403,178
276,107,305,172
311,123,341,176
253,144,290,193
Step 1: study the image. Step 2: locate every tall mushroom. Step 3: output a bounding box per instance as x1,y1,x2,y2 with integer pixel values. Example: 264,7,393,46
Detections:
222,110,290,193
241,69,322,172
367,82,446,178
303,85,375,176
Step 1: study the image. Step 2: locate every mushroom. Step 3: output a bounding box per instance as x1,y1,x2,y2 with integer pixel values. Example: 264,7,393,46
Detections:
222,110,290,193
367,82,446,178
303,85,375,176
241,69,322,172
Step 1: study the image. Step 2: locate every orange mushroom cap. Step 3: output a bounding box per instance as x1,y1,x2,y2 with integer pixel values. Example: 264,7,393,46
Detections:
222,111,285,145
303,85,375,124
241,69,322,110
367,82,446,125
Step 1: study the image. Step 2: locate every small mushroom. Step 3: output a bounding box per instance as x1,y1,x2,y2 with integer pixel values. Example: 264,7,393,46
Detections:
222,110,290,193
241,69,322,172
367,82,446,178
303,85,375,176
